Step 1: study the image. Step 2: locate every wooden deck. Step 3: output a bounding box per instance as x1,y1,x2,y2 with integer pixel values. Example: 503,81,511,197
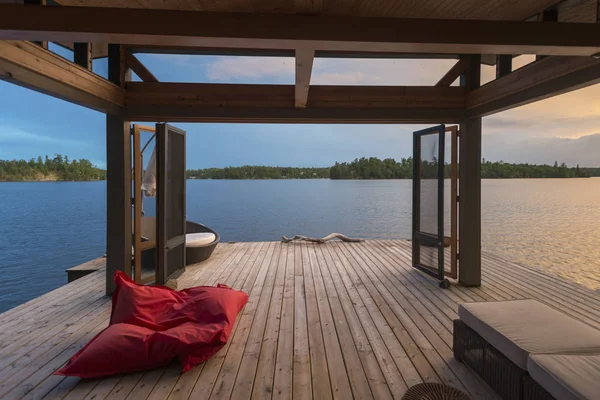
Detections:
2,240,600,400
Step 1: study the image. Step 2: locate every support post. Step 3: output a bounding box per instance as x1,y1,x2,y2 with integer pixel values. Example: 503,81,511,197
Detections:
74,42,92,71
496,55,512,78
105,44,131,294
459,54,482,287
23,0,47,49
537,9,558,61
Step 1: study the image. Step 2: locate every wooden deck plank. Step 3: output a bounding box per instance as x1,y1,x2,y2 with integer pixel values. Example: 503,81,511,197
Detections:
305,243,353,400
0,271,104,342
208,242,277,400
292,243,313,400
335,242,434,387
189,241,268,399
132,243,249,400
3,240,600,400
324,244,408,397
165,243,253,400
230,243,282,400
272,243,295,400
357,242,499,400
313,244,389,400
301,242,333,400
250,242,287,399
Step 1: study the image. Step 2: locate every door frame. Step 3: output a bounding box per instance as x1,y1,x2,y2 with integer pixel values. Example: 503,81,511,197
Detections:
156,123,187,285
412,124,446,281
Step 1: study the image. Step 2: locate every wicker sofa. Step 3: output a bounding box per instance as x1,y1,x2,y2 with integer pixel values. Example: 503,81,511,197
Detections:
454,299,600,400
185,220,220,265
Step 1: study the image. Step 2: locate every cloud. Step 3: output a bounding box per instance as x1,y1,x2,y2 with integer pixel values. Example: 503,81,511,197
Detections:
311,58,456,86
206,57,294,81
0,126,83,146
483,132,600,167
201,56,456,86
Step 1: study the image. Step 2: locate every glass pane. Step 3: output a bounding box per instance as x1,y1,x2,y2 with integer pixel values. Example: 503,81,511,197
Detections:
419,133,439,236
166,127,186,280
419,243,438,269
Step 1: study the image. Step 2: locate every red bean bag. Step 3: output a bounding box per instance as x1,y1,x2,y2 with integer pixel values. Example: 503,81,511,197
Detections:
55,271,248,378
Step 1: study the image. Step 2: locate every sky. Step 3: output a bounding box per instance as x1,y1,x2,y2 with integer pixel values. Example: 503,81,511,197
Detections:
1,45,599,169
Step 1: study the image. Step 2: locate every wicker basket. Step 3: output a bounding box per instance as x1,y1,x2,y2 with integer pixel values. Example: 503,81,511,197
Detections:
402,382,472,400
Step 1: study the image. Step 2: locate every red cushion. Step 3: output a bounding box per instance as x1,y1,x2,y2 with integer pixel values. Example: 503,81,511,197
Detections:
56,271,248,378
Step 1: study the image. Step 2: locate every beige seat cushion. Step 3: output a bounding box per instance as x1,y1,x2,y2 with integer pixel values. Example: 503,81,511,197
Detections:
458,299,600,369
528,354,600,400
186,232,216,248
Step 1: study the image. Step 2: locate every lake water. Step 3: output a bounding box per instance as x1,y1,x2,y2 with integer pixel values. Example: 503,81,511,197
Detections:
1,178,599,312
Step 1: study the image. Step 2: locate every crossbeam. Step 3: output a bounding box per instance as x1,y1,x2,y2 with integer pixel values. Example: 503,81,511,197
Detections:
467,56,600,116
295,49,314,108
436,59,466,86
2,5,600,56
125,52,158,82
0,40,124,113
124,83,465,123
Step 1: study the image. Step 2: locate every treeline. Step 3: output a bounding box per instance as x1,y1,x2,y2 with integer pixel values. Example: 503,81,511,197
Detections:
481,159,590,178
186,166,330,179
330,157,594,179
330,157,414,179
0,154,106,182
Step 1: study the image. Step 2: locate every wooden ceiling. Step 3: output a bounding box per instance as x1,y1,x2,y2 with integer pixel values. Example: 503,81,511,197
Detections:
52,0,559,21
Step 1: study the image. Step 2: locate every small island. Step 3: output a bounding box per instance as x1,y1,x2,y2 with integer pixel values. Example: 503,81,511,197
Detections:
0,154,106,182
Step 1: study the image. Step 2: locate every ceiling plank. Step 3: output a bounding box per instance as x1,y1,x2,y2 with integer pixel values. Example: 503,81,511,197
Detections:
467,56,600,116
0,40,123,113
295,48,314,108
2,5,600,56
436,59,466,86
125,52,158,82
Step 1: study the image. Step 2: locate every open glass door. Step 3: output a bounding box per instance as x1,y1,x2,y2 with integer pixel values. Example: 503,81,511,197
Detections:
412,125,459,287
156,123,187,285
413,125,446,285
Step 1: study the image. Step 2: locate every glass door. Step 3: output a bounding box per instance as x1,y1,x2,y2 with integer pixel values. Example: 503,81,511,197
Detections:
412,125,446,286
156,123,187,285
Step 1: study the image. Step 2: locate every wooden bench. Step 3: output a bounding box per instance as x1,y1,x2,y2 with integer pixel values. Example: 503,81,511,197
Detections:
66,257,106,283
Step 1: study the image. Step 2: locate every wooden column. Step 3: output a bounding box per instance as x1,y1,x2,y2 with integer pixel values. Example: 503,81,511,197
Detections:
24,0,47,49
496,55,512,78
73,43,92,71
459,54,482,287
537,9,558,61
105,44,131,294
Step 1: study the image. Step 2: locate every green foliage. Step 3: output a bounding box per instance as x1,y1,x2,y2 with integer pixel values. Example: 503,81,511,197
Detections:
330,157,414,179
186,166,330,180
0,154,106,182
330,157,591,179
480,160,590,178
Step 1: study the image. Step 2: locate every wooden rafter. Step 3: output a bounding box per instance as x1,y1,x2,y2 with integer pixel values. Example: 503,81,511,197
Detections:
125,82,465,108
436,59,466,86
0,40,123,113
467,56,600,116
124,82,465,123
295,49,314,108
125,52,158,82
2,5,600,56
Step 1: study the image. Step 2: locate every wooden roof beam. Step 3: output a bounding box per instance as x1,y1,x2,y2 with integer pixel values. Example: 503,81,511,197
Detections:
2,4,600,56
125,52,158,82
124,82,466,123
467,56,600,116
295,48,314,108
436,59,466,86
0,40,123,113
